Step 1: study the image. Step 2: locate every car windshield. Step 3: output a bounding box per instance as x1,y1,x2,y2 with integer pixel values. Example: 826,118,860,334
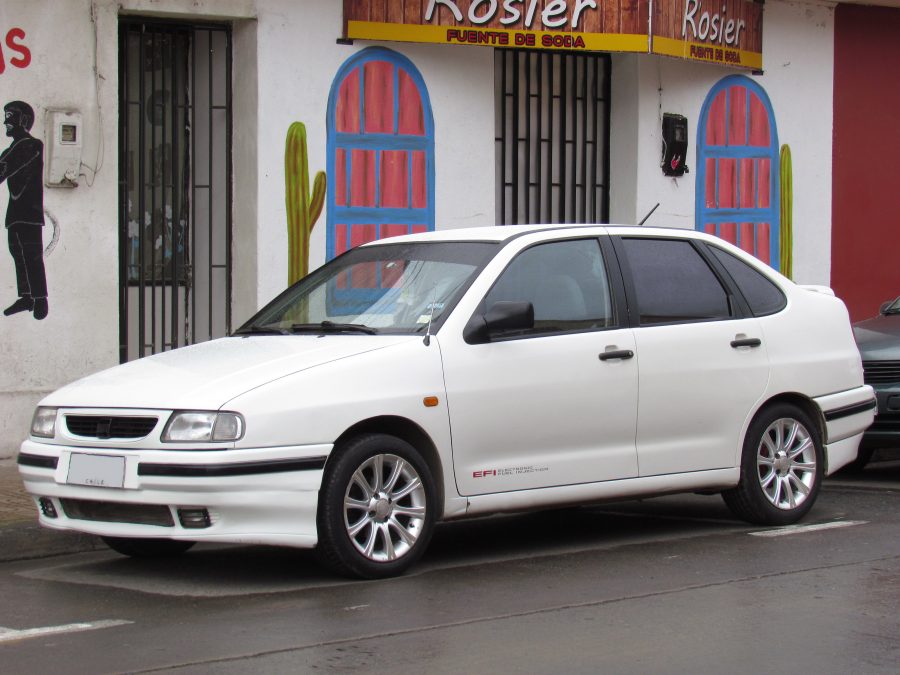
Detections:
237,241,498,335
884,297,900,315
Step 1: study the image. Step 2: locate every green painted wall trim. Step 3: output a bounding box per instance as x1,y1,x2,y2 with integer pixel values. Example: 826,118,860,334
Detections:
779,144,793,279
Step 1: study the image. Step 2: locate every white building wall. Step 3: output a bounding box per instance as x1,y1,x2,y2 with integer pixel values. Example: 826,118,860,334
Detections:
760,0,834,285
0,0,836,457
0,1,118,458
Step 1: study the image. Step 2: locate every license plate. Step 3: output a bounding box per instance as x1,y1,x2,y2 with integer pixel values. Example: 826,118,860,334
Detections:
67,453,126,488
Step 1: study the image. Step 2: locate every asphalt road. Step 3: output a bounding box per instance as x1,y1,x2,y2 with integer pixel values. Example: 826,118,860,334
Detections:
1,463,898,674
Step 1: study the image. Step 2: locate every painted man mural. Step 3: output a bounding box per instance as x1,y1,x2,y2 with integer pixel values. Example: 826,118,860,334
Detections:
0,100,48,320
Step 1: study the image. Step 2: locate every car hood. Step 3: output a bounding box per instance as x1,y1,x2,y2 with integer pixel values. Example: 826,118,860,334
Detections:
853,314,900,360
42,335,414,410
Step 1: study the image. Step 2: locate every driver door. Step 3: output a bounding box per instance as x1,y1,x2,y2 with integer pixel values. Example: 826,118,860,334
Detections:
440,237,639,496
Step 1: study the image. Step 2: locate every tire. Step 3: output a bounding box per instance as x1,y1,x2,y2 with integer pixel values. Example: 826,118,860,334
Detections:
316,434,436,579
102,537,195,558
722,403,823,526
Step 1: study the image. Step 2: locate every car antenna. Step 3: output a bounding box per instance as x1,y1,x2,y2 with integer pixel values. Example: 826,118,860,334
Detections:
423,285,438,346
638,203,660,226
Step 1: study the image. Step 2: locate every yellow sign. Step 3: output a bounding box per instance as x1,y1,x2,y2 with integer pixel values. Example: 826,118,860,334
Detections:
343,0,764,70
346,21,648,54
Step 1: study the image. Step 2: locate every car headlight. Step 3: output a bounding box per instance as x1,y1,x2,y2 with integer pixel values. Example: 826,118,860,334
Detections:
31,406,58,438
162,411,244,442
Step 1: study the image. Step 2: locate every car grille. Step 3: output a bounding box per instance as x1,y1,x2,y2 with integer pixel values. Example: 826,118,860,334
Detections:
59,498,175,527
65,415,158,439
862,361,900,385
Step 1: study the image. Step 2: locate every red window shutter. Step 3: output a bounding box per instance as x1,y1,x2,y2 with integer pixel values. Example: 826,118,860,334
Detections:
364,61,394,134
350,149,377,207
335,69,360,134
706,90,727,145
398,70,425,135
728,86,747,146
748,93,770,147
412,151,428,208
335,149,347,207
718,158,736,208
380,150,409,208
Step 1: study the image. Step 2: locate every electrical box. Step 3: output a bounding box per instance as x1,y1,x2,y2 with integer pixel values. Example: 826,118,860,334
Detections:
661,113,689,177
44,109,83,188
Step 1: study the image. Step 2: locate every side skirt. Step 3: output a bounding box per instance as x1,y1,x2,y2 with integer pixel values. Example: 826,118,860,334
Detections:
460,468,740,518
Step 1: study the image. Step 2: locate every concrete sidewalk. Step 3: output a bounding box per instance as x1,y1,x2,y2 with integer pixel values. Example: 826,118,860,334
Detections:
0,458,103,562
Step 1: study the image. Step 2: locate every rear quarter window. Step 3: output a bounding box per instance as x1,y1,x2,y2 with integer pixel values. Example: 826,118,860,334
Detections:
709,245,786,316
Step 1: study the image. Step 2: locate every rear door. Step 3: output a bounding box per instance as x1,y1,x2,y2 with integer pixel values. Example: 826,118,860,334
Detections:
612,236,770,476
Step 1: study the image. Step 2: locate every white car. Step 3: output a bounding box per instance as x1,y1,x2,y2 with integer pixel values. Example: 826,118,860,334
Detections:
18,225,875,578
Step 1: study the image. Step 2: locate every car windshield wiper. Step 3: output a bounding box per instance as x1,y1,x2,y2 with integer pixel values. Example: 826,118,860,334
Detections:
289,321,378,335
233,324,290,336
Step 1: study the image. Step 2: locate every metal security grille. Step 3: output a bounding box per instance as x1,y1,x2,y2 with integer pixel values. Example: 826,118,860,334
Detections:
495,50,611,225
119,20,232,362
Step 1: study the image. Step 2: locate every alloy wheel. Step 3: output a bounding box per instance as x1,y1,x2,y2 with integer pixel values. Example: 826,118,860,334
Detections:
343,453,428,562
756,417,817,510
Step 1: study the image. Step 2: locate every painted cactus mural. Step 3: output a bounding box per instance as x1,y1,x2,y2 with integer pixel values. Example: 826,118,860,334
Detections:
285,122,326,285
779,144,793,279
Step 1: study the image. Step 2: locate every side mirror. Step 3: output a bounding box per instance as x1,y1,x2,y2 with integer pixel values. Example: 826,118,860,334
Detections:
463,301,534,344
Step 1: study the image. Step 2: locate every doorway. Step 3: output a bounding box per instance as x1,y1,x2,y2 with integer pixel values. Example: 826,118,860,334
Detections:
118,19,232,362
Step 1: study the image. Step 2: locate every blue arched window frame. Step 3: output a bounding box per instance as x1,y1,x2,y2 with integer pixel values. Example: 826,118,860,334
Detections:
326,47,435,262
695,75,780,270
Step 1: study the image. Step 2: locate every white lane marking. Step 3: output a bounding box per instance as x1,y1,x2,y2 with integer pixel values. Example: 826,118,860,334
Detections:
749,520,868,538
0,619,132,643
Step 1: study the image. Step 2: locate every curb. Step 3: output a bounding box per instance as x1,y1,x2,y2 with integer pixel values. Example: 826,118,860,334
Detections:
1,458,106,562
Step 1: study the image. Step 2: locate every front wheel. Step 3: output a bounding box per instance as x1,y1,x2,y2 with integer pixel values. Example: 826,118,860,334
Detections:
723,403,823,526
316,434,436,579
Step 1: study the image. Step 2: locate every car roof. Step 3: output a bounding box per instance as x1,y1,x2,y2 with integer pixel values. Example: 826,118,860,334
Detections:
359,224,713,246
358,224,792,288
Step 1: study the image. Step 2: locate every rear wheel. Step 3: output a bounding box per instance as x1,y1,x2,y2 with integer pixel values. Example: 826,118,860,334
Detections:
101,537,195,557
723,403,823,526
316,434,436,579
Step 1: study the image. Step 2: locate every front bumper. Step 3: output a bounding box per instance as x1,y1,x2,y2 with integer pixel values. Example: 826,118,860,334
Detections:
860,383,900,450
17,440,332,548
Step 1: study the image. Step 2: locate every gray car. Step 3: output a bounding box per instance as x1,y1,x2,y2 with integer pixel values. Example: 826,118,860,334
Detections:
852,296,900,467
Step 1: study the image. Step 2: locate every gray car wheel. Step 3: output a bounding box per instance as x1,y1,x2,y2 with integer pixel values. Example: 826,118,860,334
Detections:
723,403,823,526
317,434,436,579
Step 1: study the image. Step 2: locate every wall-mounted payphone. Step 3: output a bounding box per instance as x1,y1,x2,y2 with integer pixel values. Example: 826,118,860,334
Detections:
44,109,83,187
661,113,689,177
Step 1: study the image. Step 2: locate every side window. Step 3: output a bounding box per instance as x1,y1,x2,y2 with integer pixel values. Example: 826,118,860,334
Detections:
709,245,786,316
484,239,613,335
621,238,732,324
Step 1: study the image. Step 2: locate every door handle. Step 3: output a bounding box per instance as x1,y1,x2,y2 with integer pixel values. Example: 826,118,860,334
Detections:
599,349,634,361
730,338,762,348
